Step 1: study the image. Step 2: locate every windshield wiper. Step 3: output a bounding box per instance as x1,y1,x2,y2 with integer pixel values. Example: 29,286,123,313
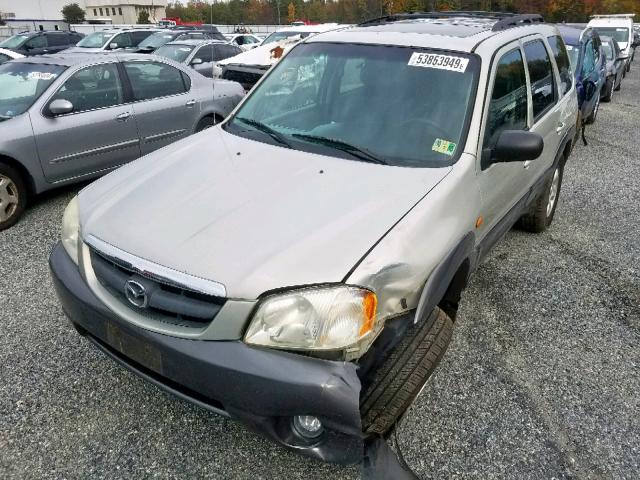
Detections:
234,117,292,148
291,134,387,165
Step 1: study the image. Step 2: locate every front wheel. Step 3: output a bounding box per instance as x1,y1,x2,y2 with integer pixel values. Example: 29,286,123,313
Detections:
360,307,453,436
0,162,27,231
195,116,217,132
518,163,563,233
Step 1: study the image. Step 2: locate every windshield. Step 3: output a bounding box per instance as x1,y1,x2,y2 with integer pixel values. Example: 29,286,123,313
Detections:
76,32,112,48
593,27,630,43
261,31,312,45
0,62,66,120
138,32,177,49
565,44,580,73
225,43,478,167
154,44,194,62
0,35,29,49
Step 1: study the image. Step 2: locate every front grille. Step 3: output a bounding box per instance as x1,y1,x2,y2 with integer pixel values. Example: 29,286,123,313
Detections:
221,67,265,89
90,249,226,328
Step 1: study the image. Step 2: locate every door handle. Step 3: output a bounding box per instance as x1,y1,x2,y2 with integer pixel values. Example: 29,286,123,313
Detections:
523,160,532,169
185,99,196,107
115,112,131,121
556,122,565,134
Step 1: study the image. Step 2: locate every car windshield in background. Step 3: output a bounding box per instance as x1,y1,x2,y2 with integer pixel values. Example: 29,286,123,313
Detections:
154,44,194,62
261,31,311,44
593,27,630,43
0,35,29,49
0,62,66,120
226,42,478,167
565,44,580,73
76,32,112,48
138,32,177,49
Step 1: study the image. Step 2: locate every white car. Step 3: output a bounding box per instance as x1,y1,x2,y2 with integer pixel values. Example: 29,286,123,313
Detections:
0,48,24,64
587,14,635,72
217,24,347,90
224,33,262,51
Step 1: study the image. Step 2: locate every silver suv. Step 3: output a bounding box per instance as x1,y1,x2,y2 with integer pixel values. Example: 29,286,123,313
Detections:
50,12,578,464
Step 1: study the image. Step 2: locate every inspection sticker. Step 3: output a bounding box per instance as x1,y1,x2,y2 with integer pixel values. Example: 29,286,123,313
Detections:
432,138,457,156
27,72,57,81
408,52,469,73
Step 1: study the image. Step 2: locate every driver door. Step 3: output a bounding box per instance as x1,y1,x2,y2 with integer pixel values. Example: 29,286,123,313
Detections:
476,42,532,251
32,62,141,182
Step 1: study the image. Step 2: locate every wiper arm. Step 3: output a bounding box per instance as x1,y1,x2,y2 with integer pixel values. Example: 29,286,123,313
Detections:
234,116,292,148
291,134,387,165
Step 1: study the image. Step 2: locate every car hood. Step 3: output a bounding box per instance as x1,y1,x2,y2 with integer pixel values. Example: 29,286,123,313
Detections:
218,37,300,67
79,127,451,299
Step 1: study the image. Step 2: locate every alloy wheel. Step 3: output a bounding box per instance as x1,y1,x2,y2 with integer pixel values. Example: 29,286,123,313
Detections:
0,174,19,222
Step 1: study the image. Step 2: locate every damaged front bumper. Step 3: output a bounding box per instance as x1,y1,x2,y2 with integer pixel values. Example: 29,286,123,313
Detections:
49,242,364,464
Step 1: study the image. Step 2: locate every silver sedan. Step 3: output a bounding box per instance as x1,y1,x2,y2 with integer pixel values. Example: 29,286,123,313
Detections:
0,53,244,230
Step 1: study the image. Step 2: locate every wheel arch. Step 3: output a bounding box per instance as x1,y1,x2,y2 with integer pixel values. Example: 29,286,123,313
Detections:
0,153,35,197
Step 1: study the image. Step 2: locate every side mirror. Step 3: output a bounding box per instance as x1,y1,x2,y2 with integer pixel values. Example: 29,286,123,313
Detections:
48,99,74,115
191,57,203,65
487,130,544,166
109,42,118,50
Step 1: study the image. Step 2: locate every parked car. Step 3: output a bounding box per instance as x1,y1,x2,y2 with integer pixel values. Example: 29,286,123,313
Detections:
0,53,244,230
558,25,605,126
134,29,224,53
599,35,625,101
49,12,578,464
154,40,243,77
219,24,347,90
0,48,24,64
64,28,160,53
587,14,635,73
224,33,263,50
0,31,84,56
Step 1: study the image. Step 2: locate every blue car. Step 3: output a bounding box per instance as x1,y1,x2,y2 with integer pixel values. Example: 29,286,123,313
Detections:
558,26,606,125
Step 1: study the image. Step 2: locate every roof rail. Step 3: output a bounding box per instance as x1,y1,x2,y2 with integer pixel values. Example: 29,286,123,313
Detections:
359,11,545,31
491,13,544,31
590,14,635,19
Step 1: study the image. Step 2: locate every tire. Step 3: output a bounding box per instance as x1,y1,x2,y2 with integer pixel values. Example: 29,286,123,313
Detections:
195,116,217,132
585,94,600,124
0,162,27,231
602,77,613,102
517,162,563,233
360,307,453,436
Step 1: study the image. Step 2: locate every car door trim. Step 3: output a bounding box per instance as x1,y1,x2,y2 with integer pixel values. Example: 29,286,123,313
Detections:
144,129,186,143
50,138,140,164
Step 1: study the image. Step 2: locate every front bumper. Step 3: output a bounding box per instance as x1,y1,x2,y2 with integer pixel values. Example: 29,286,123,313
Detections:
49,242,364,464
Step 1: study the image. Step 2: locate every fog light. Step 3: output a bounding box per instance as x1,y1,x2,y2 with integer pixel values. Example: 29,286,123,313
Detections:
292,415,323,439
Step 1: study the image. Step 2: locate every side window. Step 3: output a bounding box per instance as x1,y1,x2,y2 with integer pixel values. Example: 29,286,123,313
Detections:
547,35,572,96
123,61,188,101
523,39,556,121
50,63,123,113
131,31,152,45
110,33,132,49
484,48,528,148
47,33,68,47
217,45,241,60
582,40,596,75
0,53,9,63
25,35,47,49
194,45,214,63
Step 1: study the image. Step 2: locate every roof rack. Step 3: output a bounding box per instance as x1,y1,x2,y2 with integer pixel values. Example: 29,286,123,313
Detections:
590,14,635,19
359,11,544,31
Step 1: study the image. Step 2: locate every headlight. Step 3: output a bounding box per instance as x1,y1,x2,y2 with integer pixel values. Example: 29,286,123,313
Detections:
61,196,80,265
244,285,377,351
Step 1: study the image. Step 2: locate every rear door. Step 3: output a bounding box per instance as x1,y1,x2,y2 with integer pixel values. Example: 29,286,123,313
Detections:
123,60,198,154
32,61,141,182
45,33,70,54
476,42,532,245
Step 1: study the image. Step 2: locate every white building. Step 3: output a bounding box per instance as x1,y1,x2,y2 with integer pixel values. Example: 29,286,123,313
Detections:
0,0,167,26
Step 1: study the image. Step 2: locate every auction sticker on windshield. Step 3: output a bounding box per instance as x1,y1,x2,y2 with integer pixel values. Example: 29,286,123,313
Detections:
27,72,57,81
408,52,469,73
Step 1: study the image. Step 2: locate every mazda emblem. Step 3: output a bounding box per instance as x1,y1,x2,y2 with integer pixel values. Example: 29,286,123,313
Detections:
125,279,148,308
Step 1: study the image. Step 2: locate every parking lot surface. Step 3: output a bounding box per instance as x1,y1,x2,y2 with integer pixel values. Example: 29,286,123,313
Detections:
1,69,639,479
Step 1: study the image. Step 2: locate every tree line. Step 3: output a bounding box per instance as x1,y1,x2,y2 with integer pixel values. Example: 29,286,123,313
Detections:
166,0,638,26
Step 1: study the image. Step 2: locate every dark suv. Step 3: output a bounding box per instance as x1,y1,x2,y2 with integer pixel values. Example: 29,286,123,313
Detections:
0,31,84,56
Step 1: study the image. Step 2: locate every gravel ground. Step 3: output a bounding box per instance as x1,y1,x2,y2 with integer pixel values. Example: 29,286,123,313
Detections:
1,67,639,479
